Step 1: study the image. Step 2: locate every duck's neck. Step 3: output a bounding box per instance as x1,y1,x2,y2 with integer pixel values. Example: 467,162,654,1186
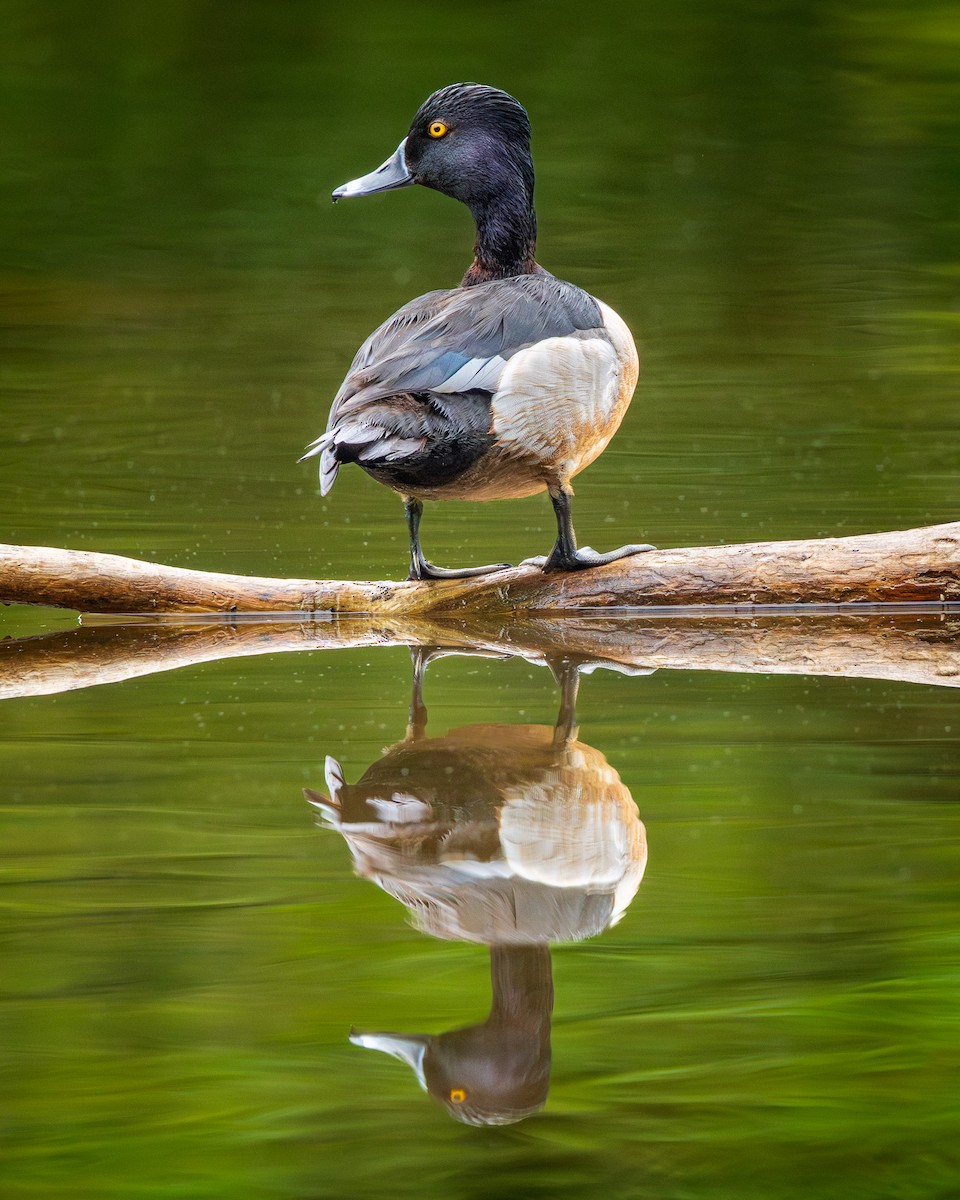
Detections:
461,171,540,287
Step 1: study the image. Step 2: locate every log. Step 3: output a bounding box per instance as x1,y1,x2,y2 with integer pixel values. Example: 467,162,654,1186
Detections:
1,521,959,616
1,609,958,699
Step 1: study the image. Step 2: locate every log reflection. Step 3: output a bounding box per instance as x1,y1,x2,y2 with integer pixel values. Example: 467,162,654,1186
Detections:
1,609,958,700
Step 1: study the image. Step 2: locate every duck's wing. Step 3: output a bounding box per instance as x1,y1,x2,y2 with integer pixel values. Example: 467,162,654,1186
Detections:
302,275,603,494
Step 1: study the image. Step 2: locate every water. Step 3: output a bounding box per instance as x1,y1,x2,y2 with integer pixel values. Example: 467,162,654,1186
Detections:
3,632,959,1196
2,2,959,1196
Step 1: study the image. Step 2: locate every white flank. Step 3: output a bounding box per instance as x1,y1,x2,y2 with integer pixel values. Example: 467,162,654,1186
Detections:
490,336,620,475
499,784,635,889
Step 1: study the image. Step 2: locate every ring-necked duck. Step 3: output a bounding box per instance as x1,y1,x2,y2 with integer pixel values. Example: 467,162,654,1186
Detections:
302,83,653,580
306,649,647,1124
307,650,647,947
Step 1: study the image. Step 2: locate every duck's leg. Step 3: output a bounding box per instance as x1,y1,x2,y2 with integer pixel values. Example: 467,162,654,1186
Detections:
404,496,510,582
549,657,582,748
523,485,655,572
406,646,430,740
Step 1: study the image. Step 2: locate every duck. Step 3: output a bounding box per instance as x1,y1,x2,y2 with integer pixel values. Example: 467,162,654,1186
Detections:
301,83,653,580
304,649,647,1125
305,651,647,947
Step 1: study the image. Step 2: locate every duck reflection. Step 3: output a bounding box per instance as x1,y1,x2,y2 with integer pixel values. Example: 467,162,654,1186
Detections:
306,650,647,1125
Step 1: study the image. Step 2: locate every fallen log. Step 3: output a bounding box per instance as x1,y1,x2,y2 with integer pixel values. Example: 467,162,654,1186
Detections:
1,521,959,615
1,610,957,699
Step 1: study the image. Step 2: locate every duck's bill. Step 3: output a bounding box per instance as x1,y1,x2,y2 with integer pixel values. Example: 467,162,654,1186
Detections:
350,1030,429,1089
332,140,413,201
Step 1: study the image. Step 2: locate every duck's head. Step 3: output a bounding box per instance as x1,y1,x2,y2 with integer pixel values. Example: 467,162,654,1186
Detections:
350,944,553,1127
333,82,534,212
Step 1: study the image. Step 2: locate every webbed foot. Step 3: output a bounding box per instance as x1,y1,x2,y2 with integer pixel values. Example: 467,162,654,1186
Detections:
408,559,511,582
522,543,656,572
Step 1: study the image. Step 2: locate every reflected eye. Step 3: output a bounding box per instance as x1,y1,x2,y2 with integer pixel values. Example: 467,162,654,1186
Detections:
449,1088,467,1104
428,121,448,139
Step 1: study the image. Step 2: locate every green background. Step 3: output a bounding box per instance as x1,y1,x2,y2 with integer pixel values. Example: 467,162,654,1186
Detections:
2,1,958,1196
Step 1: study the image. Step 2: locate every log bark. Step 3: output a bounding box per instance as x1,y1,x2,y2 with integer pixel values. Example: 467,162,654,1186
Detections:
1,521,959,616
1,610,958,699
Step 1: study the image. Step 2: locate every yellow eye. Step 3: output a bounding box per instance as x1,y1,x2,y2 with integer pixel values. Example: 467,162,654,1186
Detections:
428,121,448,139
449,1088,467,1104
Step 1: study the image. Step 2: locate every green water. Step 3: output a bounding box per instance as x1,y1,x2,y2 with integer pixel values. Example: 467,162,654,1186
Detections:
2,1,959,1196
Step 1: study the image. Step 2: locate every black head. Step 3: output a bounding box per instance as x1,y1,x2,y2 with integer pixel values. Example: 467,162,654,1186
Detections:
403,83,534,206
331,83,540,283
333,83,534,211
350,945,553,1127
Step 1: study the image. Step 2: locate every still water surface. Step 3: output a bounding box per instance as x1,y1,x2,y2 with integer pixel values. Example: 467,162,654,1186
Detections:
3,632,959,1197
2,1,959,1196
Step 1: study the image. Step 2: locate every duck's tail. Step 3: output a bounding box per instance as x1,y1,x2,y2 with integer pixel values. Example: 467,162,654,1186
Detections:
298,432,340,496
300,423,426,496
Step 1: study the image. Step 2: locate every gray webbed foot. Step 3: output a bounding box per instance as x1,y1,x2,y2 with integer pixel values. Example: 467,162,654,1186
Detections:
522,544,656,573
408,560,511,582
